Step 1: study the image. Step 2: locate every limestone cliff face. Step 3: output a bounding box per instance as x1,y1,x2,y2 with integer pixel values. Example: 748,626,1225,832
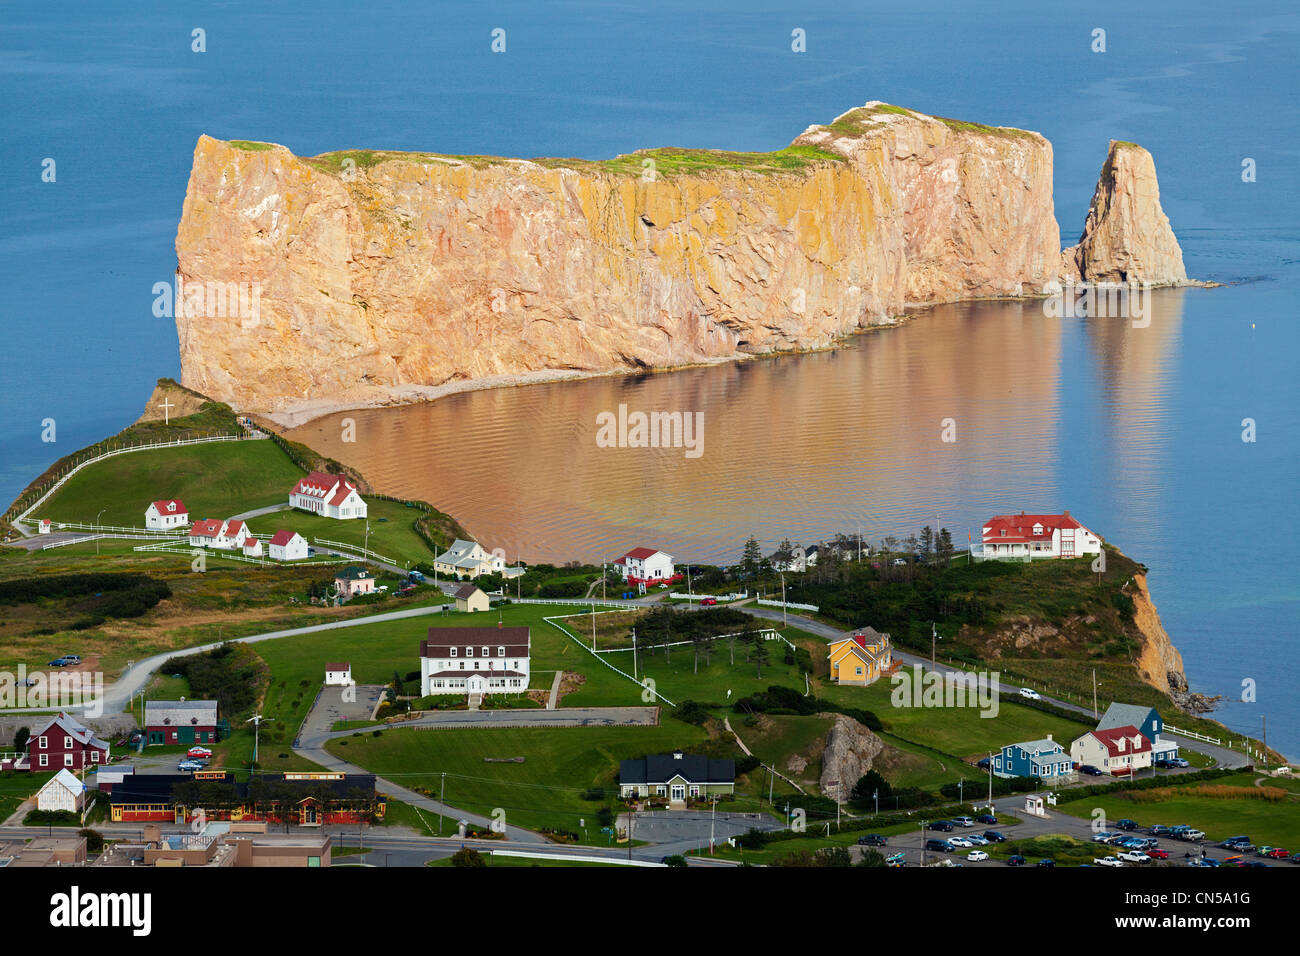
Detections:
1130,573,1191,702
1062,141,1187,285
174,104,1182,416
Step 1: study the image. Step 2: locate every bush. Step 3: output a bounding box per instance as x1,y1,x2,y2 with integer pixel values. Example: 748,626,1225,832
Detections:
673,700,713,726
78,828,104,853
662,854,688,867
450,848,485,867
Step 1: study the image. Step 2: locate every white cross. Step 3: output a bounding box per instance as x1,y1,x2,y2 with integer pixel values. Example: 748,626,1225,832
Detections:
158,398,175,424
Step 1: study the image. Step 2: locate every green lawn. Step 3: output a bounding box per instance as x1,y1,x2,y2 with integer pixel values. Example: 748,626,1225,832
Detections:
1054,772,1300,848
37,440,304,527
244,498,437,567
326,722,707,840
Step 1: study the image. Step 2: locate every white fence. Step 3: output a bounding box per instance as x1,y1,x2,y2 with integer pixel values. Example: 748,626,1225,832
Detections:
313,537,396,567
46,521,179,536
1165,725,1222,746
543,612,675,707
14,433,257,533
594,627,786,654
668,591,749,603
756,598,820,612
43,533,169,550
490,849,664,868
513,598,639,609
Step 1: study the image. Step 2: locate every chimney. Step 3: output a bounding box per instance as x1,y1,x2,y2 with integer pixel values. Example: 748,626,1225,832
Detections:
1063,509,1070,517
1045,733,1052,741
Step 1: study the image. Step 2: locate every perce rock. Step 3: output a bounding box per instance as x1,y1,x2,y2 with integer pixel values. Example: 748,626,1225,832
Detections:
173,102,1189,420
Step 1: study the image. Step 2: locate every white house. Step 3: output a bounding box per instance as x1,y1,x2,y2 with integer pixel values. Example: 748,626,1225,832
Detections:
772,544,819,572
268,529,309,561
145,499,189,530
289,471,367,519
38,519,52,535
324,663,353,686
420,626,531,696
187,518,249,550
434,539,505,579
242,536,263,558
979,511,1103,560
36,769,87,813
1095,702,1179,763
1071,725,1153,776
612,547,675,583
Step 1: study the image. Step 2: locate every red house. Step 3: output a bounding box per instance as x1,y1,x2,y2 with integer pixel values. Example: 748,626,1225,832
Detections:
26,713,110,772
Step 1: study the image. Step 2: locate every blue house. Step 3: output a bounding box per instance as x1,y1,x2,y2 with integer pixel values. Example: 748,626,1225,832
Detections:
992,735,1076,783
1096,703,1178,762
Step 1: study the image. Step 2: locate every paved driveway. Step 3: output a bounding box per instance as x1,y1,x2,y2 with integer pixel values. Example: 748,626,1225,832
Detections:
624,809,784,855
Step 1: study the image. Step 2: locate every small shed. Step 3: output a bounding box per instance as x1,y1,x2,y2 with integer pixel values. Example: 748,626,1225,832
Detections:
37,769,87,813
454,584,490,613
324,663,353,686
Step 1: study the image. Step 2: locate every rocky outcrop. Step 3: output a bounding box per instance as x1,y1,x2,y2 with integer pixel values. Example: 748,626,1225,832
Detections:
819,713,885,802
173,104,1186,418
1129,573,1207,711
1062,141,1187,286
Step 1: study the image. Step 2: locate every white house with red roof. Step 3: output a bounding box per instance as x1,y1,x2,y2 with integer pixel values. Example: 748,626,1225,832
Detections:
187,518,249,550
612,547,676,584
289,471,367,519
241,536,263,558
144,499,189,530
1070,725,1153,776
268,529,309,561
978,511,1102,560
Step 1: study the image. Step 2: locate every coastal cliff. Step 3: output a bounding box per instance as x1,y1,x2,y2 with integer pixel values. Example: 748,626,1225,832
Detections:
174,103,1186,419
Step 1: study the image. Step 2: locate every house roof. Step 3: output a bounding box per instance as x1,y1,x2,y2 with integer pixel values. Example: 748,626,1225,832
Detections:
982,512,1085,543
242,537,260,548
335,566,372,581
43,769,86,796
619,751,735,786
269,529,302,547
1087,725,1152,757
327,483,358,506
292,471,351,499
453,584,484,600
144,699,219,727
615,547,668,563
1007,737,1065,757
29,713,110,751
436,539,481,562
421,626,530,658
149,499,187,514
107,772,378,806
190,518,224,537
1097,702,1159,733
224,519,245,537
325,662,351,672
427,669,527,678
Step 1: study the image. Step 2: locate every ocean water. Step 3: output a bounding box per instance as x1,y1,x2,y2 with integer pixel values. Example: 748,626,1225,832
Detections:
1,1,1296,753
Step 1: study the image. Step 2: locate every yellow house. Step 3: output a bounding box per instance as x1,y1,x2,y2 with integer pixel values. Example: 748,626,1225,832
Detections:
453,583,490,613
828,627,892,686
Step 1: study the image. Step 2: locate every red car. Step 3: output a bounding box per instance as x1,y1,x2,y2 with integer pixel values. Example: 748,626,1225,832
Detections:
700,597,717,606
1146,849,1170,860
1264,848,1290,859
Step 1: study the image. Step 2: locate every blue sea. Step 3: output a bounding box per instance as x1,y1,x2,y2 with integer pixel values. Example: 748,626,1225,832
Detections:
1,0,1296,755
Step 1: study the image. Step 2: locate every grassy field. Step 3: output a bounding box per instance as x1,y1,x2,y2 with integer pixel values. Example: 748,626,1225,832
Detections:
244,497,436,567
1054,771,1300,848
37,440,304,527
326,722,708,839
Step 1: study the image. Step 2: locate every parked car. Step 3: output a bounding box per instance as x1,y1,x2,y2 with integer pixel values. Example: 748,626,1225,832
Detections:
926,820,954,832
1167,757,1190,768
984,831,1006,842
700,597,717,606
1148,825,1173,836
976,758,991,770
1092,831,1118,843
948,837,974,848
951,816,975,827
1115,819,1140,830
1118,850,1151,863
47,658,68,667
967,834,989,846
1019,687,1041,700
1181,829,1206,841
63,655,81,665
1079,764,1104,776
1096,856,1124,867
1036,858,1056,868
1153,759,1174,769
1221,835,1251,848
1146,849,1170,860
1007,854,1026,866
925,839,954,853
177,759,204,771
857,834,887,846
966,850,989,862
187,747,213,759
976,813,998,825
1221,855,1244,867
884,852,906,867
1263,848,1289,859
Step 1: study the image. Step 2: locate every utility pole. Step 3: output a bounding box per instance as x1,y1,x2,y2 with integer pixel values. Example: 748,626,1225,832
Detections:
931,622,940,668
780,572,787,627
439,772,446,835
987,751,993,808
591,603,597,650
1092,669,1098,719
602,563,606,601
245,714,274,766
709,795,716,855
631,628,638,680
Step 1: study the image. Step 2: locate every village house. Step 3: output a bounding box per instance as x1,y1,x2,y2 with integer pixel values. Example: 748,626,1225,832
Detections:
187,518,249,550
0,835,87,866
25,712,110,771
1096,702,1179,763
612,547,676,584
1070,725,1153,776
144,498,189,530
108,771,382,825
434,538,506,579
241,536,263,558
324,663,352,686
991,735,1077,784
453,583,490,612
772,544,819,573
268,529,309,561
35,768,88,814
419,625,531,696
289,471,367,519
827,627,892,685
619,750,736,802
334,565,376,600
145,699,220,746
978,510,1103,560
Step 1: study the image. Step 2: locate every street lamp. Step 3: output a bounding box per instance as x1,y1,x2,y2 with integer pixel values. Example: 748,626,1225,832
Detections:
96,509,105,554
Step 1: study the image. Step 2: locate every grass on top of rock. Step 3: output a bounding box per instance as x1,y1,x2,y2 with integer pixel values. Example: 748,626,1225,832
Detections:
229,140,275,151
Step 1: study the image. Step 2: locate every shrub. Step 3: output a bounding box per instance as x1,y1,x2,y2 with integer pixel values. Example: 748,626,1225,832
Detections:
450,848,485,867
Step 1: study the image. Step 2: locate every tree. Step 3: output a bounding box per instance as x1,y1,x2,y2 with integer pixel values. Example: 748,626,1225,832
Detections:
856,848,887,867
919,526,934,561
850,770,892,807
937,528,955,565
816,846,854,867
450,847,486,867
662,854,688,867
13,726,30,754
739,536,763,579
750,631,769,678
772,538,794,569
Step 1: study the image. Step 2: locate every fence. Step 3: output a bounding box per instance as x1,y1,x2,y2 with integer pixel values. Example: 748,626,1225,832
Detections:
543,612,676,707
45,521,180,536
314,537,396,567
756,598,820,612
1165,725,1222,746
593,627,786,655
512,598,639,609
43,533,171,550
11,433,254,531
667,591,749,602
132,545,339,568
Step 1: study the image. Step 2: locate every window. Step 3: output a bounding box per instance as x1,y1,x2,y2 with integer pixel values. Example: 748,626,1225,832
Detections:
39,754,48,767
64,736,73,748
450,647,457,657
481,647,489,657
38,736,47,749
91,751,100,763
466,647,474,657
64,754,73,767
497,646,505,657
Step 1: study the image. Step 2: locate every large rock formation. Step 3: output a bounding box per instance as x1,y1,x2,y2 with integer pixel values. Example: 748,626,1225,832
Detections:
819,714,886,803
1062,141,1187,285
173,104,1186,418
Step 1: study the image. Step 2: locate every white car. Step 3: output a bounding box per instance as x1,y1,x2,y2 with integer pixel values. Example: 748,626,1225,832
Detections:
1118,850,1151,863
966,850,989,862
948,837,974,848
1019,687,1041,700
1095,856,1124,867
1092,831,1118,843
